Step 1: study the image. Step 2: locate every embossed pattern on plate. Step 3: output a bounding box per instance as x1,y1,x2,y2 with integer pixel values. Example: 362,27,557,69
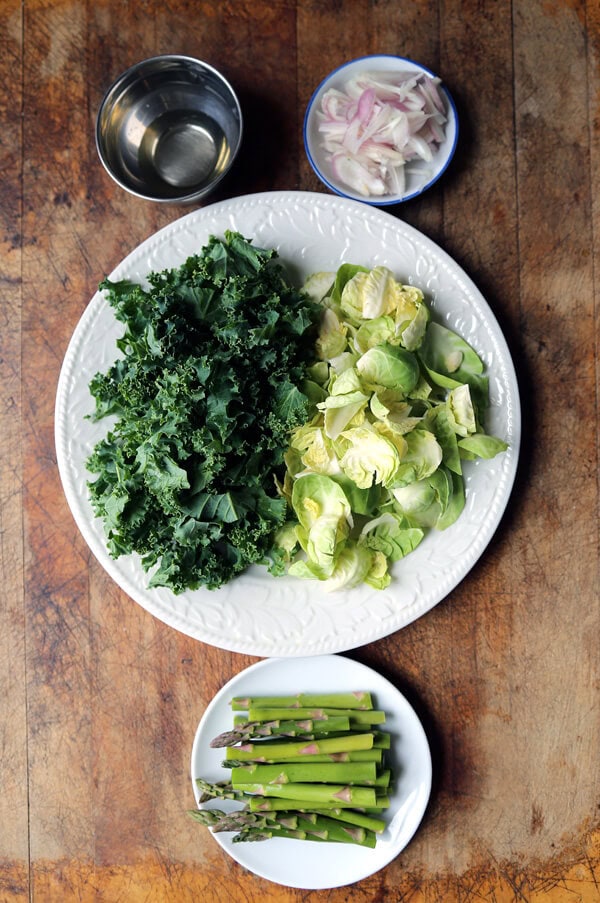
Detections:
55,191,520,656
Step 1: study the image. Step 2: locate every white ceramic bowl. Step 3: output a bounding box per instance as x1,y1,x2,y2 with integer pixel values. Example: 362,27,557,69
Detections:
303,54,458,206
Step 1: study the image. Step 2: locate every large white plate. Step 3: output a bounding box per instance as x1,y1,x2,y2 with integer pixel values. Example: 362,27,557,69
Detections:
55,190,520,656
190,654,432,889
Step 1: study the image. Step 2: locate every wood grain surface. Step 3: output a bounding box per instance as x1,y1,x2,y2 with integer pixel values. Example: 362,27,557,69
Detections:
1,0,599,900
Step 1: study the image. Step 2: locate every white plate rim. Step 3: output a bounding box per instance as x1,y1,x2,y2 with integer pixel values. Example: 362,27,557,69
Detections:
189,654,433,889
54,190,521,656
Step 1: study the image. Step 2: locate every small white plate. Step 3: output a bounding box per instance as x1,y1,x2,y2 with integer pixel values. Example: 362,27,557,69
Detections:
304,54,459,205
190,654,432,889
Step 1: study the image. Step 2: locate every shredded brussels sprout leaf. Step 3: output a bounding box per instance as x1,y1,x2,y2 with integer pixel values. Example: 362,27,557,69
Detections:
276,264,508,591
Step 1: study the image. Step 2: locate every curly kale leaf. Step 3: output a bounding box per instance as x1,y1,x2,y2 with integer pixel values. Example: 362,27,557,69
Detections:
86,232,319,592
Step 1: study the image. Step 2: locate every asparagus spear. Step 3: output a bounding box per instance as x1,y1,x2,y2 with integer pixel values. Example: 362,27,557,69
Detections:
222,748,383,767
373,769,392,789
194,778,384,809
242,708,385,725
231,818,377,847
233,827,308,842
255,807,386,835
230,692,373,711
187,808,296,832
230,760,377,787
223,732,374,762
361,796,391,811
203,811,379,847
196,775,378,808
299,814,377,848
190,810,376,847
211,716,351,747
372,732,391,749
315,730,391,748
232,830,272,843
188,809,304,840
248,795,390,812
232,781,377,806
313,808,386,834
195,778,243,803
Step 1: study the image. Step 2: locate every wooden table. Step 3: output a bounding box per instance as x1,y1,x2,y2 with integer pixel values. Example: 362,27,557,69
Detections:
2,1,599,900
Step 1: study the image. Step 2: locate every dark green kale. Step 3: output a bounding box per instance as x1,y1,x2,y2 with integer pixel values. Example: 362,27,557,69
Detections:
86,231,319,592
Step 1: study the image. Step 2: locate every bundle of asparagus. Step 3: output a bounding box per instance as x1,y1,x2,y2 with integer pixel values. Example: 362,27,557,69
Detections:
190,691,393,847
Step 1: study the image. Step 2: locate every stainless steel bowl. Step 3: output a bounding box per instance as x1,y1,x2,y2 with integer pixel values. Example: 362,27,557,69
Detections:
96,55,243,203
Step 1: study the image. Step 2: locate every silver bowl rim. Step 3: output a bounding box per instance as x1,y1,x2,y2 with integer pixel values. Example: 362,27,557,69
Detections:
95,53,244,204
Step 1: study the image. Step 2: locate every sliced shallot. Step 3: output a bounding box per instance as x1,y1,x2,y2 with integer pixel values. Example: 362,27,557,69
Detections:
318,70,447,198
